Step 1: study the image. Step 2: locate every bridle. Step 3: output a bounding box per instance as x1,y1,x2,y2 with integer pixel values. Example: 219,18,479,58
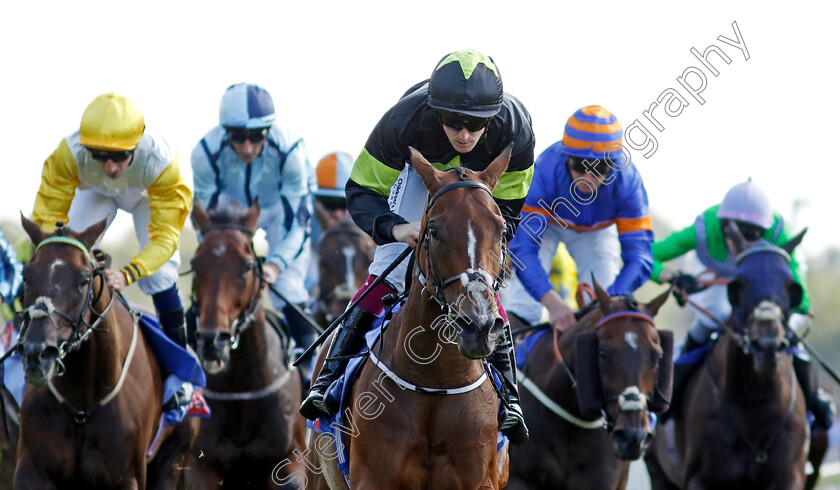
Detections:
18,236,115,371
192,223,264,350
412,177,506,317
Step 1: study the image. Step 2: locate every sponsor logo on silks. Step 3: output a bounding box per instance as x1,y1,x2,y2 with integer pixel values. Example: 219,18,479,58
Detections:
388,176,405,211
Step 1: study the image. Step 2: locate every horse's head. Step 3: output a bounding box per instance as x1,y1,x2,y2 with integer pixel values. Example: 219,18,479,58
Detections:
17,216,108,385
725,227,805,374
574,280,673,460
190,200,263,374
316,224,374,323
409,145,512,359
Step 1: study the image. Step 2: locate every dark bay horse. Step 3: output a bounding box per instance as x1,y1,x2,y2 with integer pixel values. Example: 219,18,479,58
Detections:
311,211,374,329
186,201,306,489
507,282,673,489
645,232,810,489
307,145,514,489
15,216,195,489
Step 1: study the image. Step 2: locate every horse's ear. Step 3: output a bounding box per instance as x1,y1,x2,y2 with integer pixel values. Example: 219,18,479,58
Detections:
727,277,750,310
479,142,513,191
242,199,260,231
21,213,45,246
646,286,672,317
192,201,211,231
409,147,443,192
592,275,611,314
723,220,749,255
781,228,807,256
77,218,108,251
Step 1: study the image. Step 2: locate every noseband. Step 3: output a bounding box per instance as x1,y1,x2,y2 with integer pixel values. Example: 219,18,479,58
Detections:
193,224,264,350
413,178,505,316
19,236,115,369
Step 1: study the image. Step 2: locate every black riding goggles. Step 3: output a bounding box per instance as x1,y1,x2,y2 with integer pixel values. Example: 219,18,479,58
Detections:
86,147,134,163
566,155,614,177
437,110,490,132
723,219,766,242
226,127,269,144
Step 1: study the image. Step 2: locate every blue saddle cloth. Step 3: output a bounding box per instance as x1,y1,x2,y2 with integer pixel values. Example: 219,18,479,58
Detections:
138,313,205,387
306,302,508,487
515,327,551,370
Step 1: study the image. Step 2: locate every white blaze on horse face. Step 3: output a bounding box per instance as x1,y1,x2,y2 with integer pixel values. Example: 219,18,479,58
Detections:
467,221,477,269
50,259,65,276
754,300,784,322
625,331,638,351
212,244,226,257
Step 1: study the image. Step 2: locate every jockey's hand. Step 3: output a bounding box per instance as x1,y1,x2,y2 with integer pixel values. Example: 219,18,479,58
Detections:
262,262,281,286
541,290,577,332
104,269,127,291
392,222,422,248
667,273,703,306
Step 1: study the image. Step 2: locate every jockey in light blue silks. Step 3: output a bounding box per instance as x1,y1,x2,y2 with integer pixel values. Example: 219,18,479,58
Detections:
191,82,317,381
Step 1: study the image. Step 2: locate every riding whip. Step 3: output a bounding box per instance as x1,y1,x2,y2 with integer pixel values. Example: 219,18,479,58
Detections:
293,246,412,366
264,283,324,336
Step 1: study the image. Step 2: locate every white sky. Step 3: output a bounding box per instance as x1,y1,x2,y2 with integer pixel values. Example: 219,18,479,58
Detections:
1,1,837,254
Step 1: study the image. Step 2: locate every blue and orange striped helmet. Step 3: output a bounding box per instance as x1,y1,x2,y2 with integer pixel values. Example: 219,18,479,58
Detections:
557,105,624,162
315,151,354,198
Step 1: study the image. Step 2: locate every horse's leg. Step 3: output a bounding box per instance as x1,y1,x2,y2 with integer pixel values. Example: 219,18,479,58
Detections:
147,418,199,490
805,429,828,490
13,454,56,490
643,452,680,490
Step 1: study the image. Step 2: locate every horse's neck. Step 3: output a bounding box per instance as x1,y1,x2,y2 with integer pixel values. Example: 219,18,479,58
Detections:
221,306,278,386
52,288,129,407
385,287,484,386
718,336,784,395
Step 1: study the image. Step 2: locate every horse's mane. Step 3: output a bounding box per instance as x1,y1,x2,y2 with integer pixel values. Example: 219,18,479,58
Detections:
558,295,641,349
208,200,250,225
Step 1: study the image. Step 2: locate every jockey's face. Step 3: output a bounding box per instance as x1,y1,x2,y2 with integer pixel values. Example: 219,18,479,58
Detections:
568,164,609,191
97,153,133,179
442,125,486,154
227,127,268,164
230,139,265,164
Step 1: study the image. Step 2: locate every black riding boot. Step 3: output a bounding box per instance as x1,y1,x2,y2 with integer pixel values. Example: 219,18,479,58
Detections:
661,335,705,422
299,305,377,420
159,307,188,349
489,325,529,445
794,355,836,431
283,303,317,391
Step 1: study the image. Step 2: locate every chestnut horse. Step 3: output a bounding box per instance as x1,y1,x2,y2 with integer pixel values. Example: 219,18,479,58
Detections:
14,217,196,489
186,201,307,489
306,146,514,489
507,282,673,489
312,217,374,329
645,233,810,489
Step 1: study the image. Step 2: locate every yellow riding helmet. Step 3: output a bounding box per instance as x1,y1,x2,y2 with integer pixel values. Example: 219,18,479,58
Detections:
79,92,145,150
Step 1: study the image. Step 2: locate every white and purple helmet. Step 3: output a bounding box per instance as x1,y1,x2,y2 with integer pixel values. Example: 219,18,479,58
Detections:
717,180,774,230
219,83,276,129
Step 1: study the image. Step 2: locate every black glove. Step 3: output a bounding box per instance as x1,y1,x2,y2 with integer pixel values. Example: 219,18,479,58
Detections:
668,273,704,306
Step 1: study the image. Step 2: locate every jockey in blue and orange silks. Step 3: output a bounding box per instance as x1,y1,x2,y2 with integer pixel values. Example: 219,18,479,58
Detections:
503,106,654,332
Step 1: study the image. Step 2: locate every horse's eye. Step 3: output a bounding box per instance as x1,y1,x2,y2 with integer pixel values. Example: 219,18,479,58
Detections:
651,351,662,366
80,275,91,287
428,227,439,239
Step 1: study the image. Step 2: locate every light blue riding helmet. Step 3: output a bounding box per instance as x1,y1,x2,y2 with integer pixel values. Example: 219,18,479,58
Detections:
717,179,774,230
219,83,276,129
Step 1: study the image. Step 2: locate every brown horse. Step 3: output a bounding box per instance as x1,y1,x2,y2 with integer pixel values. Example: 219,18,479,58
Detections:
506,282,673,489
311,213,374,329
306,146,513,489
186,201,307,489
645,233,810,489
14,216,196,489
0,382,17,488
